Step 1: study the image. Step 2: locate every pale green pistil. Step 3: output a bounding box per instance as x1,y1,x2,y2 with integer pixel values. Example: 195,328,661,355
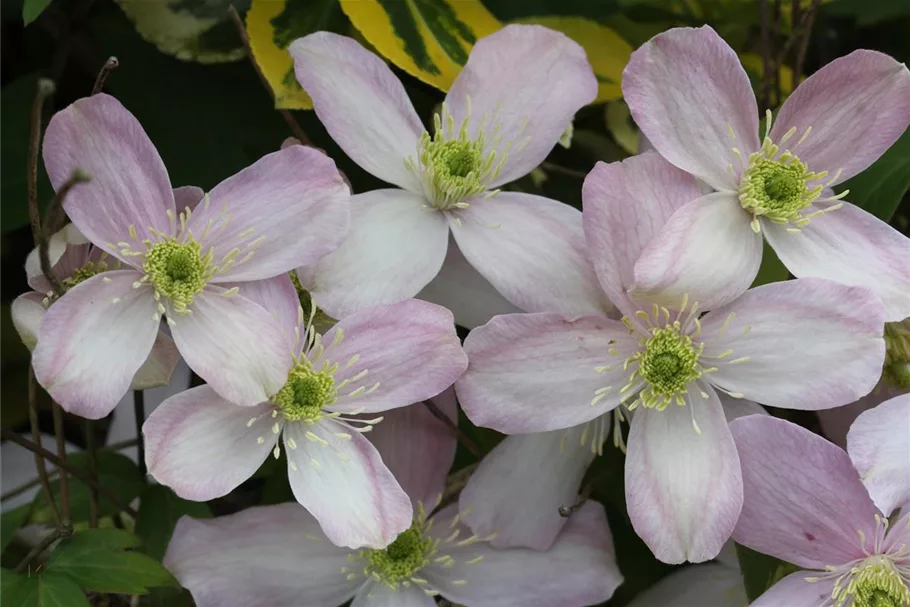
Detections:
272,363,336,423
363,525,432,587
634,325,701,410
144,239,210,313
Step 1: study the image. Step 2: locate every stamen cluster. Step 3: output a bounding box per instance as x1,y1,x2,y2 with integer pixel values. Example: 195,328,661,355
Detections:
272,360,337,423
634,323,702,409
143,238,213,314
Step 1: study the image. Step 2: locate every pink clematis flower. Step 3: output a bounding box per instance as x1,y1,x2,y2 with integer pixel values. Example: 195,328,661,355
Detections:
622,26,910,319
731,414,910,606
143,275,467,549
289,25,614,321
163,398,623,607
33,93,350,418
455,152,886,564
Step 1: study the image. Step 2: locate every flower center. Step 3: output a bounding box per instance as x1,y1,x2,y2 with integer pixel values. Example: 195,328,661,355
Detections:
840,557,909,607
272,361,337,423
61,259,110,291
633,324,702,409
362,524,434,587
143,239,211,313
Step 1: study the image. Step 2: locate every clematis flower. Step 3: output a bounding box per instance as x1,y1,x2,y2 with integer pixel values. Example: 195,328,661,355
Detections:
143,275,467,549
164,398,623,607
290,25,614,321
621,26,910,319
455,152,886,564
33,93,350,418
731,415,910,606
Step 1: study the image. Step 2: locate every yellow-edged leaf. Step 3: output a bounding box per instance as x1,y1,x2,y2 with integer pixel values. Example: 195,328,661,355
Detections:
338,0,501,92
515,16,631,103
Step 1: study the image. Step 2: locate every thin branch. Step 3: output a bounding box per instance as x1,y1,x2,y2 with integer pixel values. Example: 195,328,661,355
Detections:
558,479,595,518
772,0,783,107
793,0,822,92
39,170,91,297
28,79,55,247
14,522,73,574
28,366,60,527
540,162,588,179
51,404,70,522
83,420,99,527
0,431,139,519
134,390,146,476
758,0,772,110
91,56,119,95
226,5,311,146
422,400,482,458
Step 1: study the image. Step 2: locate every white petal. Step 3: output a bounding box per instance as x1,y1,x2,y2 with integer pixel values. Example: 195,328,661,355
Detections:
625,562,747,607
11,292,46,352
350,584,434,607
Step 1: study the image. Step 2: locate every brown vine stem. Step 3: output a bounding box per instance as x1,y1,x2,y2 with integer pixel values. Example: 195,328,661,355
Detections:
792,0,822,93
758,0,772,111
134,390,146,476
39,170,91,298
92,56,119,95
227,5,312,146
541,162,589,180
14,522,73,574
27,366,61,527
51,404,70,523
422,400,482,458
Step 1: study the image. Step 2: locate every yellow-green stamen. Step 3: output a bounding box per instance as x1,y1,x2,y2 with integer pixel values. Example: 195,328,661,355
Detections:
143,238,212,314
833,557,909,607
61,259,110,291
633,323,703,410
272,360,337,424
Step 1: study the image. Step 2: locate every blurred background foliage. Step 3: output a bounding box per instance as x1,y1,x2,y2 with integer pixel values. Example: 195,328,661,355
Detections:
1,0,908,605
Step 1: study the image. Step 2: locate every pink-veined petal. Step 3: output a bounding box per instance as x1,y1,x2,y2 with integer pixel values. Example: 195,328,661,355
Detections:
33,270,158,419
582,153,704,318
11,292,46,351
130,331,180,390
763,201,910,322
720,393,766,422
818,383,905,449
456,313,639,433
770,50,910,185
751,572,835,607
625,383,742,564
884,511,910,556
450,192,612,316
625,562,747,607
847,393,910,516
302,189,449,320
622,26,759,191
289,33,424,191
319,299,467,414
283,419,412,549
730,415,878,568
43,94,174,262
223,274,301,350
143,386,276,501
445,24,597,187
701,278,886,410
164,504,359,607
350,584,433,607
172,185,204,211
460,424,596,551
25,223,86,292
170,286,290,407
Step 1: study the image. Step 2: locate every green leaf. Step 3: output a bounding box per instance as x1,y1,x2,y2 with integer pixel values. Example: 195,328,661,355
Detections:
46,529,177,594
29,452,144,525
735,542,800,601
1,505,32,554
751,241,790,287
22,0,53,25
135,485,212,561
837,129,909,222
1,569,28,606
5,571,89,607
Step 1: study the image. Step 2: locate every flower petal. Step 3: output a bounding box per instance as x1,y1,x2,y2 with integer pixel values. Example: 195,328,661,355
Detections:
582,153,704,317
426,501,622,607
172,185,204,211
847,393,910,516
351,585,433,607
366,390,457,508
456,313,638,433
143,385,276,501
450,192,612,317
320,299,467,414
33,270,158,419
625,384,742,564
25,224,85,292
170,287,290,407
224,274,301,346
417,238,521,329
770,50,910,184
460,425,596,550
730,415,878,568
622,26,759,191
719,393,766,422
818,384,905,449
701,278,886,410
130,331,180,390
884,511,910,555
445,24,597,186
630,192,761,311
164,504,359,607
751,572,834,607
289,33,424,191
43,94,175,262
11,292,46,351
625,562,747,607
763,201,910,322
302,189,449,320
283,419,412,549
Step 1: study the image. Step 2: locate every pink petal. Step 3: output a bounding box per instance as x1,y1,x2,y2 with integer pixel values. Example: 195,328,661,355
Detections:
582,153,704,317
351,584,433,607
192,146,350,283
164,504,358,607
818,384,905,449
25,224,85,292
626,384,743,564
284,419,412,549
366,390,457,507
456,313,638,433
319,299,467,414
730,415,878,568
172,185,204,211
847,393,910,516
460,425,596,551
289,33,424,191
622,26,759,191
630,192,761,311
884,511,910,555
143,386,276,501
417,238,521,329
450,192,612,317
763,201,910,322
445,24,597,187
33,270,158,419
770,50,910,184
224,274,301,347
302,189,449,320
425,501,622,607
43,94,175,263
169,286,290,407
701,278,886,410
130,331,180,390
625,562,747,607
751,571,835,607
11,292,46,351
720,393,767,422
